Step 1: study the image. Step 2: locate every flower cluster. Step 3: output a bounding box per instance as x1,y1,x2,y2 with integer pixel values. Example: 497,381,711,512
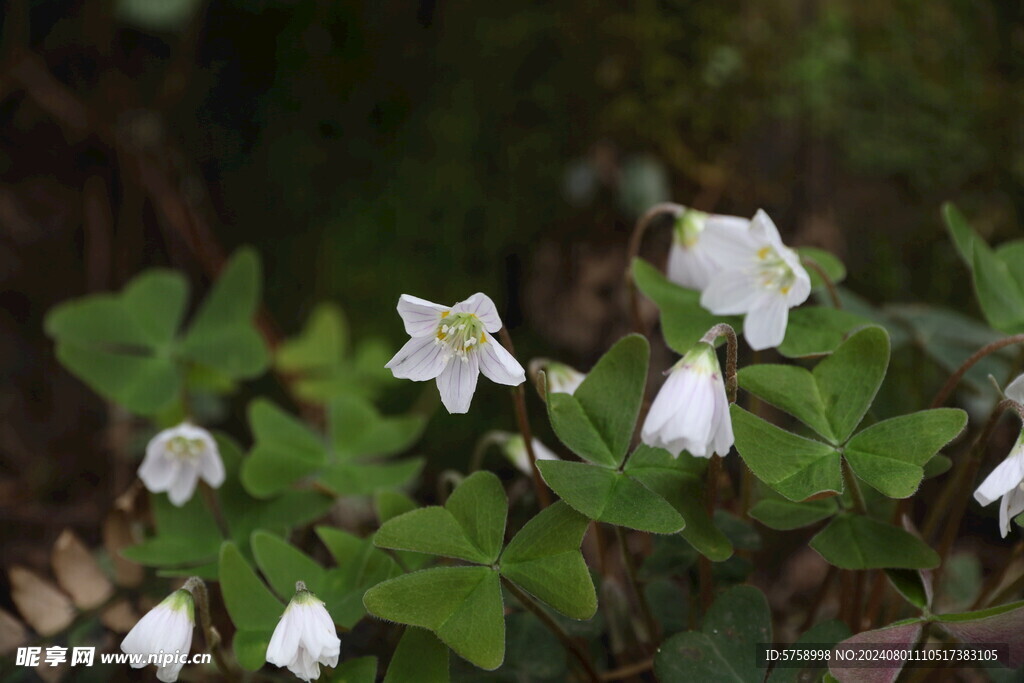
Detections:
669,208,810,350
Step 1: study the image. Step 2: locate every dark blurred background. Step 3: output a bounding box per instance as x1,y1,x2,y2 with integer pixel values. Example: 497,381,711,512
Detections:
2,0,1023,584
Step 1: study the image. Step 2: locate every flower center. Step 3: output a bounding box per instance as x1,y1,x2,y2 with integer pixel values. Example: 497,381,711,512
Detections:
755,245,797,295
435,312,487,362
166,436,207,460
674,209,707,249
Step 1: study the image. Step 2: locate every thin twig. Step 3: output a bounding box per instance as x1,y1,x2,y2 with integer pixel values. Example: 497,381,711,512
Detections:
801,257,842,309
930,334,1024,409
625,203,684,334
972,541,1024,610
185,577,238,680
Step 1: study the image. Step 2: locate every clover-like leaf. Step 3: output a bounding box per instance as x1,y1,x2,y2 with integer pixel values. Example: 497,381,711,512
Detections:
654,585,772,682
749,490,838,531
537,460,684,534
384,628,449,683
935,600,1024,668
375,471,507,564
730,406,843,502
363,566,505,671
218,542,284,671
624,446,732,560
499,502,596,620
844,408,967,499
546,334,649,467
810,515,939,570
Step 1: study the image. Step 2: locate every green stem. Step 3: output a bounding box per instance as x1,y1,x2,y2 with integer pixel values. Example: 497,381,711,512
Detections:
501,577,600,682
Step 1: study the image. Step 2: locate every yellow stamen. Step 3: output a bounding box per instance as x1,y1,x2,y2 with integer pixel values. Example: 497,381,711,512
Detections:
757,246,771,260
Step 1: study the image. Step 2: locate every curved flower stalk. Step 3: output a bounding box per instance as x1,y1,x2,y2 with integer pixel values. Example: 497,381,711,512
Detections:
974,374,1024,537
530,359,586,396
667,208,752,291
385,293,526,413
641,336,734,458
501,433,560,475
266,582,341,681
138,423,225,506
700,210,811,350
121,588,195,682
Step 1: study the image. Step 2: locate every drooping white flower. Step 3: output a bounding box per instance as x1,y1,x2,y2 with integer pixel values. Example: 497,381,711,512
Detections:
544,361,586,395
266,583,341,681
974,433,1024,538
641,342,733,458
138,423,224,507
385,293,526,414
699,210,811,351
667,208,752,291
121,588,194,682
501,434,560,475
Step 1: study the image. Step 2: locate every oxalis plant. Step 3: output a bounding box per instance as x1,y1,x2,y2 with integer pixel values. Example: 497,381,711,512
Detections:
14,200,1024,682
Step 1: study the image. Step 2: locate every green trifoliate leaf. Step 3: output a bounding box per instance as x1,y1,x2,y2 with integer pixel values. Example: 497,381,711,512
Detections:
809,325,891,442
537,460,684,534
546,334,649,467
499,502,596,620
331,657,378,683
738,364,836,442
241,399,327,497
276,302,349,372
935,600,1024,668
328,394,424,461
730,406,842,502
654,585,772,683
363,566,505,671
749,490,838,531
944,203,1024,334
218,542,284,671
179,247,269,378
632,258,741,354
375,471,507,564
777,307,872,359
45,270,188,414
809,514,939,570
884,569,932,610
384,628,449,683
624,445,732,560
844,408,967,498
829,620,923,683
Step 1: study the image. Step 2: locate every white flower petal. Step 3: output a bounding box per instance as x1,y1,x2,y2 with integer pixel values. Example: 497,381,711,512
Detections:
397,294,449,338
167,464,200,507
999,484,1024,538
138,451,179,492
697,216,760,268
700,269,762,315
1006,374,1024,404
661,376,715,457
749,209,784,246
198,449,225,488
266,606,301,668
743,294,790,351
975,445,1024,506
478,339,526,386
667,242,719,291
436,352,480,414
641,371,687,441
452,292,503,333
386,335,449,381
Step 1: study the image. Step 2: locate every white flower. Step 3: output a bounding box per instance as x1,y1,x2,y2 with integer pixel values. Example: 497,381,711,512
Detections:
667,208,752,291
502,434,560,475
385,293,526,414
544,362,586,395
641,342,733,458
121,589,194,682
138,423,224,506
699,210,811,351
266,584,341,681
974,433,1024,538
1007,373,1024,404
